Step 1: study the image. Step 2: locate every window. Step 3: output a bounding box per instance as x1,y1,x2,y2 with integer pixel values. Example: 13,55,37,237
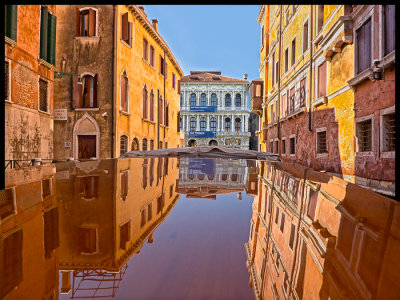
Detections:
210,117,217,132
120,135,128,155
190,93,196,106
318,61,327,98
225,139,230,146
159,55,166,76
170,184,174,198
76,8,97,37
143,38,148,61
235,118,241,132
236,139,241,146
270,141,273,152
150,139,154,150
121,12,132,47
211,93,217,106
42,178,51,198
337,217,355,261
356,18,371,74
40,6,57,65
143,85,148,119
150,45,155,66
119,221,130,250
317,130,327,153
200,117,206,131
120,72,128,111
289,136,295,154
43,207,59,258
282,139,286,154
157,194,164,213
235,94,241,107
275,140,279,154
5,5,18,41
190,117,196,131
142,138,148,151
225,94,231,107
148,203,153,221
272,53,275,85
78,227,97,254
303,20,308,53
300,77,306,107
289,223,296,249
172,72,176,89
165,103,169,127
261,25,264,48
357,119,372,152
131,138,139,150
120,171,128,199
39,79,48,112
5,61,10,102
307,188,319,220
284,48,289,73
384,5,395,55
150,90,154,121
317,5,324,32
2,229,22,296
275,60,279,84
225,118,231,132
142,159,148,188
141,207,146,227
382,112,395,152
275,206,280,224
201,93,207,106
158,95,163,125
291,38,296,66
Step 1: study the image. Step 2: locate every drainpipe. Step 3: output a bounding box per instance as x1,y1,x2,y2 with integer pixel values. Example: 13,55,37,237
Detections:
308,5,313,132
277,5,283,141
112,5,117,157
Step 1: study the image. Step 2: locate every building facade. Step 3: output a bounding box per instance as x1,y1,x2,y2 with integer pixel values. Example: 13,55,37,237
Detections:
53,5,183,161
5,5,57,165
252,5,395,197
180,71,251,149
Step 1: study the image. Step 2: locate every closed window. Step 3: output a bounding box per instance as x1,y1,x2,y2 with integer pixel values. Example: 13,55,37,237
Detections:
291,38,296,66
384,5,395,55
303,20,308,53
275,60,279,84
356,18,371,74
357,119,372,152
150,140,154,150
120,73,128,111
150,90,154,121
165,103,169,127
282,139,286,154
172,72,176,89
120,171,128,200
211,93,217,106
235,94,241,107
382,112,395,152
289,223,296,249
317,5,324,32
285,48,289,73
210,117,217,132
143,85,148,119
40,6,57,65
143,38,148,60
200,117,206,131
119,221,130,250
275,140,279,154
225,118,231,132
190,117,196,131
121,12,132,46
317,130,327,153
76,8,97,37
131,138,139,150
318,62,327,98
150,45,155,66
158,96,163,125
5,61,10,102
225,94,231,107
201,93,207,106
272,53,275,85
120,135,128,155
5,5,18,41
289,136,295,154
159,55,166,76
39,79,48,112
190,93,196,106
78,227,97,254
235,118,241,132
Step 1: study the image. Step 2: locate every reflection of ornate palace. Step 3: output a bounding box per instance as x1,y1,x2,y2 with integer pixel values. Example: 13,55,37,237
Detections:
1,165,59,300
55,157,179,298
246,160,400,300
176,157,246,199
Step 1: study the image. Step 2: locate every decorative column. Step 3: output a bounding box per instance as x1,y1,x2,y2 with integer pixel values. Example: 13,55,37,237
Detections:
244,115,248,132
206,115,210,131
241,115,244,132
231,114,234,133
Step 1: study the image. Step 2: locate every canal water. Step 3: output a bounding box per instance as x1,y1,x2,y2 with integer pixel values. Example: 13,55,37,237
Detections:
1,156,398,299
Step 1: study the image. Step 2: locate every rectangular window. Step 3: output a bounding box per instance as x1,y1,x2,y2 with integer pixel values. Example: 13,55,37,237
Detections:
76,8,96,37
140,208,146,227
172,73,176,89
40,6,57,65
275,61,279,84
143,38,148,60
282,139,286,154
303,20,308,53
289,136,295,154
170,184,174,198
147,203,153,221
270,141,273,153
121,12,132,47
318,61,327,98
291,38,296,66
150,46,155,66
300,77,307,107
356,18,372,74
382,113,395,152
357,119,372,152
78,227,97,253
275,206,280,224
289,223,296,249
157,194,164,213
384,5,395,56
5,5,18,41
5,61,10,101
42,178,51,198
160,55,165,75
284,48,289,73
261,25,264,48
120,221,130,250
307,188,318,220
275,140,279,154
317,130,327,153
317,5,324,32
280,212,285,233
2,229,23,297
272,53,275,86
43,207,59,258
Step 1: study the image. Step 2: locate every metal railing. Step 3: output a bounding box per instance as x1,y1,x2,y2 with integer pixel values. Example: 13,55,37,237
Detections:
289,86,306,115
5,158,54,170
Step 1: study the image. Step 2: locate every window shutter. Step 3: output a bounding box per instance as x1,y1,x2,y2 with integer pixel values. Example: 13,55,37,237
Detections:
93,74,98,107
165,62,168,79
385,5,395,55
318,62,326,97
128,22,132,47
121,76,126,110
88,9,96,36
122,12,128,41
6,5,18,41
40,6,48,61
178,79,181,94
76,8,80,36
159,55,162,73
47,13,56,65
364,19,371,72
72,75,81,108
177,111,180,132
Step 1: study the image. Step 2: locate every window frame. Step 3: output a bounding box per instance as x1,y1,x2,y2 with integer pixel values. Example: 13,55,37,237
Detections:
291,37,296,67
210,117,217,132
281,138,286,155
120,134,128,156
317,61,328,99
353,7,374,76
225,93,231,107
211,93,217,106
120,71,129,113
303,18,309,53
120,12,133,47
379,105,395,158
143,37,148,61
149,45,155,67
200,93,207,106
5,58,12,103
289,134,296,156
77,7,99,37
38,77,49,113
355,114,374,155
316,127,328,156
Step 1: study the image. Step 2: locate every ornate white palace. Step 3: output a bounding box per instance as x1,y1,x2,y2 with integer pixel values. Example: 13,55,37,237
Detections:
180,71,251,149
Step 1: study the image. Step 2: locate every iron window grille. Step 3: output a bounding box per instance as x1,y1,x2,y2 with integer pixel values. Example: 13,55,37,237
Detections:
383,113,395,151
357,120,372,152
289,84,306,114
317,131,327,153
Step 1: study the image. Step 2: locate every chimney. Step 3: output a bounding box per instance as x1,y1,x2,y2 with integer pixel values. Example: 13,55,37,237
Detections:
138,6,147,17
152,19,158,32
243,74,248,80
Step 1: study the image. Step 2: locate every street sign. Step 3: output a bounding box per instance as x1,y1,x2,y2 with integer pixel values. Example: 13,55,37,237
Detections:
188,131,216,138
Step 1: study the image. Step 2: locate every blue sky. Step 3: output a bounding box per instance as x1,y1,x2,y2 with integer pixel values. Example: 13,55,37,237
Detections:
143,5,262,82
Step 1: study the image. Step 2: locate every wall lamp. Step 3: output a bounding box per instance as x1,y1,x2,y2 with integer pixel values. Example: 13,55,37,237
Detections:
370,59,383,81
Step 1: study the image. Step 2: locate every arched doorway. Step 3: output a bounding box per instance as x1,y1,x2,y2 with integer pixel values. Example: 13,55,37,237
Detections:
188,139,197,147
209,140,218,146
73,113,100,160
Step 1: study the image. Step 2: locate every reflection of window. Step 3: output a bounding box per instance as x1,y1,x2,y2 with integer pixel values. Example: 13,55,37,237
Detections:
170,184,174,197
157,194,165,213
280,212,285,233
140,207,146,227
307,188,318,220
78,227,97,254
337,217,355,261
148,203,153,221
42,178,52,199
289,223,295,249
275,206,280,224
39,79,48,112
120,221,130,250
79,176,98,199
358,234,380,292
0,188,15,220
2,229,22,297
44,207,59,258
142,159,148,189
120,171,128,200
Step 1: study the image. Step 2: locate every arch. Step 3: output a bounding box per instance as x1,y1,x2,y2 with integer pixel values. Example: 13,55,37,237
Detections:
131,137,139,150
73,113,100,160
225,117,231,132
209,140,218,146
235,93,241,107
188,139,197,147
142,138,148,151
235,117,241,132
225,94,231,106
80,73,97,108
198,174,205,180
200,93,207,106
120,134,128,156
211,93,217,106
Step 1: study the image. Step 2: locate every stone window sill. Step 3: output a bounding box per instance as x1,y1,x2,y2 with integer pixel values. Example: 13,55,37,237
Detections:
75,36,100,40
75,108,99,111
120,39,132,48
120,110,131,116
38,59,54,70
5,36,16,47
348,68,371,88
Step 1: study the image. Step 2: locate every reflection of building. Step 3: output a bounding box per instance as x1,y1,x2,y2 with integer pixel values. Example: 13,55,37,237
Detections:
176,157,246,199
1,165,59,299
246,160,400,300
245,160,258,197
55,157,179,298
180,71,251,149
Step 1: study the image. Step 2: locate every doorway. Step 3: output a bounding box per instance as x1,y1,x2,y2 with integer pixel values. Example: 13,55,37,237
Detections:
78,135,96,159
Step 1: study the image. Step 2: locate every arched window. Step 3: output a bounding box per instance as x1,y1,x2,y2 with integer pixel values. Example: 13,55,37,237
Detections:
180,93,183,106
131,138,139,150
81,74,98,108
190,117,196,131
198,174,205,180
150,90,154,121
165,142,168,149
235,118,241,132
143,85,148,119
225,94,231,107
235,93,241,107
150,140,154,150
188,174,194,180
231,174,238,181
201,93,206,106
207,174,214,180
120,135,128,155
211,93,217,106
225,117,231,132
142,138,148,151
210,117,217,132
120,72,128,112
200,117,206,130
190,93,196,106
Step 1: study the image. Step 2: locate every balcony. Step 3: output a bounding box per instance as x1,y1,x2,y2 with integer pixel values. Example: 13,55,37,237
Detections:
250,79,264,113
287,85,306,118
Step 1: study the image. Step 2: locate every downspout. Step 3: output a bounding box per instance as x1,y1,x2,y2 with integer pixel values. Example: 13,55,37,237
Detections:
308,5,313,132
277,5,283,141
112,5,117,157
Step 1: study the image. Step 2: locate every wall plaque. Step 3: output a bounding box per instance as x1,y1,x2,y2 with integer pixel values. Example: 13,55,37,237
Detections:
54,109,68,120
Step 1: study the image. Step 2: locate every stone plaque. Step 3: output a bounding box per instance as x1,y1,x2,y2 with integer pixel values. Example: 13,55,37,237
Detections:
54,109,68,120
55,170,69,180
64,141,71,149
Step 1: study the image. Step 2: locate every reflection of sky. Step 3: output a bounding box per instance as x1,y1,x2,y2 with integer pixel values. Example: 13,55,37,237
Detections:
115,191,254,299
188,158,215,175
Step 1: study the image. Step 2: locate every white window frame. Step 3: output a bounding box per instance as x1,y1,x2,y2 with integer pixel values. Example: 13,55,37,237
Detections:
379,105,395,158
355,113,374,156
78,7,99,37
315,127,328,157
289,134,296,156
5,58,12,103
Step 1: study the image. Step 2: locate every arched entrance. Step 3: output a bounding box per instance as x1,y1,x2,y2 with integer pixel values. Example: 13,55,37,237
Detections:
188,139,197,147
209,140,218,146
73,113,100,160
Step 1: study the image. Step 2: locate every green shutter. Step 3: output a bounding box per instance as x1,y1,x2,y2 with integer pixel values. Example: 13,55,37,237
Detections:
40,6,48,61
47,13,56,65
6,5,18,41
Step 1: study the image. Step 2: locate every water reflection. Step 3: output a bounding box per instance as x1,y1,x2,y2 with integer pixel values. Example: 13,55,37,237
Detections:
246,160,400,299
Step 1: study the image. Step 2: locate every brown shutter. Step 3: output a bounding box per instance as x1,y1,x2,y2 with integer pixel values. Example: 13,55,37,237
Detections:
122,12,128,41
88,9,95,36
93,74,98,107
76,8,80,36
364,19,371,72
121,76,126,110
318,62,326,97
128,22,132,46
177,111,180,132
72,75,81,108
282,93,287,116
165,62,168,79
159,55,162,73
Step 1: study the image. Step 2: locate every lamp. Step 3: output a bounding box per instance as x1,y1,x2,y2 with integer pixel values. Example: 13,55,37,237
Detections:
371,59,383,81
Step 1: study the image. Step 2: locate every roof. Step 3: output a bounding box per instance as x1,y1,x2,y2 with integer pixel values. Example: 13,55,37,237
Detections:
180,71,249,83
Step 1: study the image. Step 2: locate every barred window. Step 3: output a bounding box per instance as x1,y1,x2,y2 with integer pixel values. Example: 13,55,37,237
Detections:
317,131,327,153
39,79,48,112
382,113,395,152
120,135,128,155
357,119,372,152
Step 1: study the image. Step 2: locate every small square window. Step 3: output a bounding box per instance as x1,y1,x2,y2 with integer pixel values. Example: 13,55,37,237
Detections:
357,119,372,152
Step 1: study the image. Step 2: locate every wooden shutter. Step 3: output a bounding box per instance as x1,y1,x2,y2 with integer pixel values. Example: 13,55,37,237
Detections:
122,12,128,41
72,75,82,108
177,111,180,132
6,5,18,41
282,93,287,117
76,8,81,36
88,9,96,36
364,19,372,72
318,62,326,97
385,5,395,55
93,74,98,107
40,6,48,61
128,22,132,46
47,13,56,65
159,55,162,73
